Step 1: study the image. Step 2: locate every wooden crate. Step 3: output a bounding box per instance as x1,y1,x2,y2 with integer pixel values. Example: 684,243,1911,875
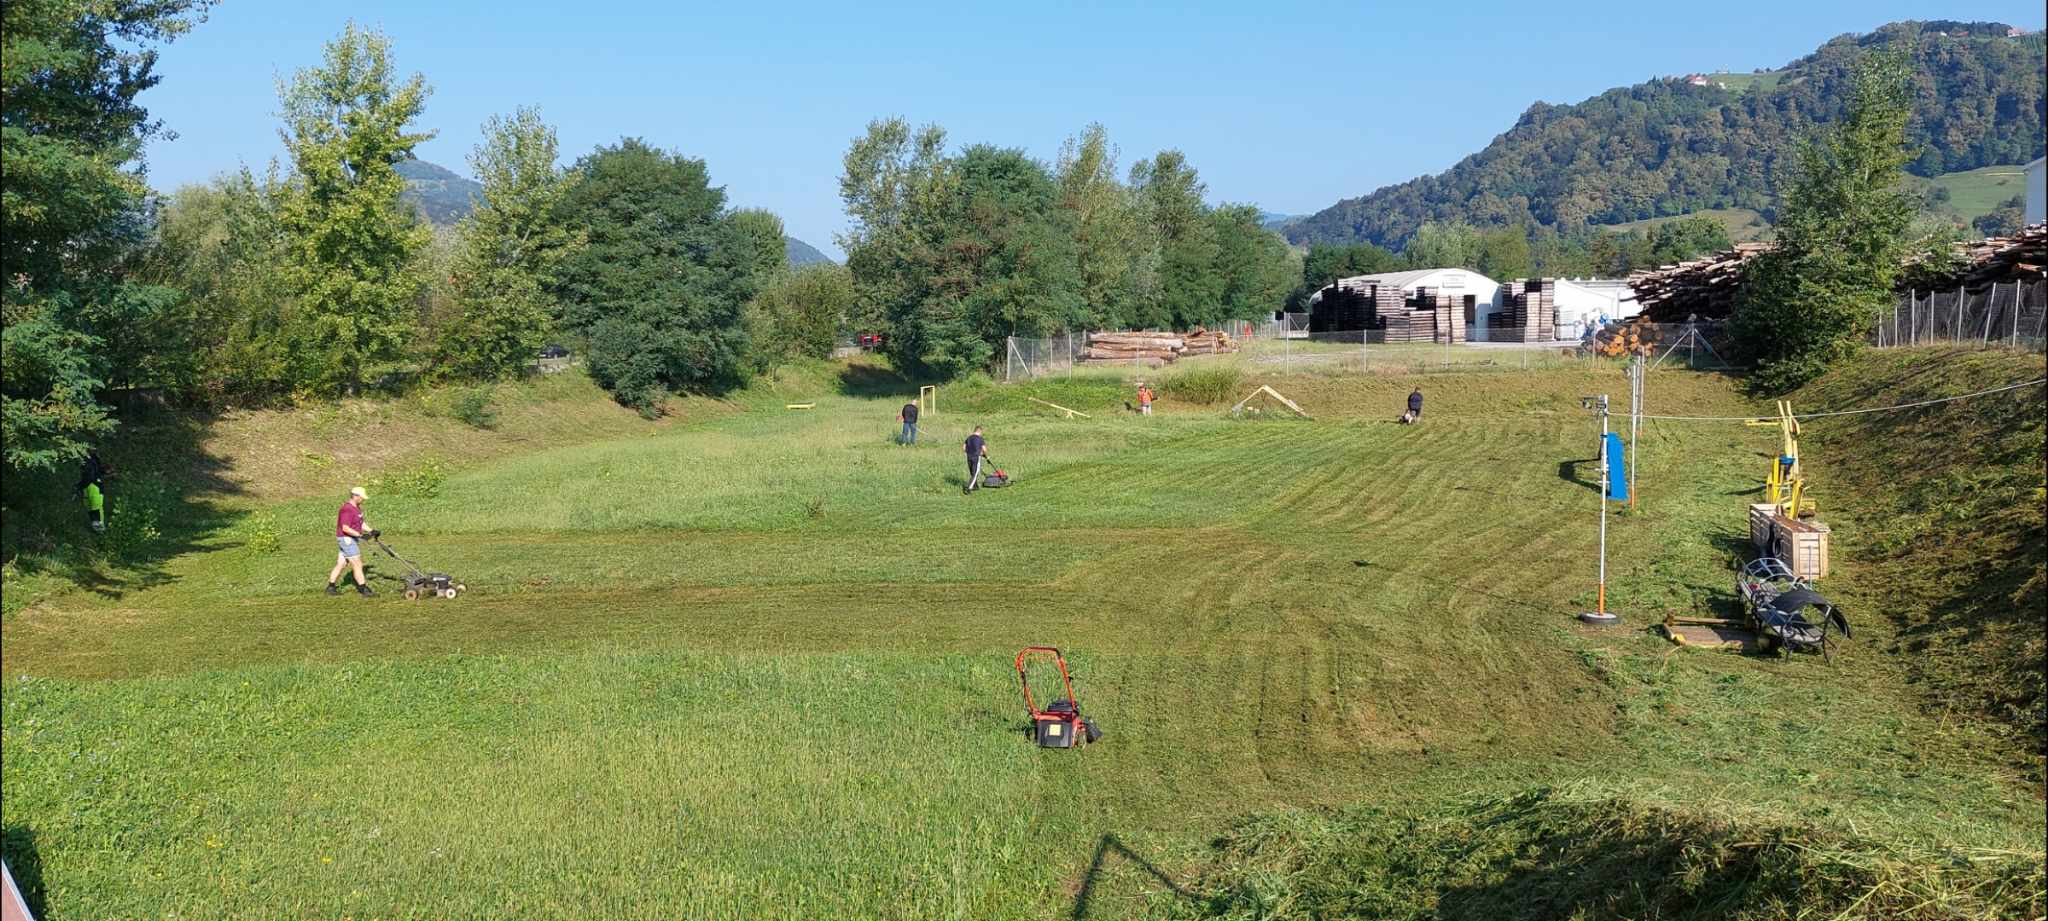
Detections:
1748,503,1779,549
1769,514,1832,580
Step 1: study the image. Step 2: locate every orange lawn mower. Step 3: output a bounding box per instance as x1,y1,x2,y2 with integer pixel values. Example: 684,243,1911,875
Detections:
1015,646,1101,749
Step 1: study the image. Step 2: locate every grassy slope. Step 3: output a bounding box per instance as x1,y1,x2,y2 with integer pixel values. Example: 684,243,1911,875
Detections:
1794,347,2046,753
2,358,2042,919
1920,163,2033,222
1600,207,1774,244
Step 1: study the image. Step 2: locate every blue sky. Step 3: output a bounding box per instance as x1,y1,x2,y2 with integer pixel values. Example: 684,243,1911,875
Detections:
141,1,2045,256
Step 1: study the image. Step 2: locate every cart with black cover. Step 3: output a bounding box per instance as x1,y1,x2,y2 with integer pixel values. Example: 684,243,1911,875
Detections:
1737,556,1848,659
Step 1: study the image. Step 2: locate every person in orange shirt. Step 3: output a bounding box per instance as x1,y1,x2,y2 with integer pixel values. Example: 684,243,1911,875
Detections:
1136,382,1154,416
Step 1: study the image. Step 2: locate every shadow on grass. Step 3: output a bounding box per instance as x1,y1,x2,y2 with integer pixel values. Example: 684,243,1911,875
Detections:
1071,833,1195,920
2,825,47,920
1,399,248,604
1557,457,1599,492
836,361,923,399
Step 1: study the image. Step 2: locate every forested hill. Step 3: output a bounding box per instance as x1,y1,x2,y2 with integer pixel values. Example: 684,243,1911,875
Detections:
1287,20,2045,249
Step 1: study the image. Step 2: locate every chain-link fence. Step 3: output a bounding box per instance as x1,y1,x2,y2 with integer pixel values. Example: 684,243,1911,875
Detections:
1003,322,1260,381
1876,279,2047,350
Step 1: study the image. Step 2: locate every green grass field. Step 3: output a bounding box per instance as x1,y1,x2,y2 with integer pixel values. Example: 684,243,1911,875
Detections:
1919,163,2034,223
1600,207,1774,244
3,354,2042,919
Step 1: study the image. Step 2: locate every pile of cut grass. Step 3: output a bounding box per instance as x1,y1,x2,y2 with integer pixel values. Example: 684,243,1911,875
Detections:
1158,785,2044,920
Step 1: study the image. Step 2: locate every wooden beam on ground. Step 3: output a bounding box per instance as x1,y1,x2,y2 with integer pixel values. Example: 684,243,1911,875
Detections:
1026,396,1091,418
1229,385,1311,419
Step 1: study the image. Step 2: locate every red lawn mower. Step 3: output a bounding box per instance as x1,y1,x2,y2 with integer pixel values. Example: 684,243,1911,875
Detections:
1015,646,1101,749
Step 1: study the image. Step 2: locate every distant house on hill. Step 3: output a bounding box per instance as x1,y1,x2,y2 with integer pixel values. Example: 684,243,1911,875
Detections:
2026,157,2045,226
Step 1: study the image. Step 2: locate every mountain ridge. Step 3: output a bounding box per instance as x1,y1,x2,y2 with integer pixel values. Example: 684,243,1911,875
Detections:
1287,20,2045,249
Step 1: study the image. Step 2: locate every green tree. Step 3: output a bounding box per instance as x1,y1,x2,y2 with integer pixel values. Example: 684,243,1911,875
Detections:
552,138,756,408
1131,150,1219,329
728,208,791,287
275,22,435,394
746,262,855,366
1403,222,1481,270
136,169,299,400
1056,124,1147,328
1647,217,1733,264
440,107,580,380
1971,194,2026,237
1475,225,1533,279
1209,204,1294,321
1733,50,1917,391
1,0,209,472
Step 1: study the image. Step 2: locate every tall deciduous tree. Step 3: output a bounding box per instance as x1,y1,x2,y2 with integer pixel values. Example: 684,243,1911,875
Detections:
1131,151,1220,329
1734,50,1916,391
1,0,208,472
746,263,855,365
275,22,434,394
552,138,756,409
1209,204,1295,322
1057,124,1146,328
441,107,579,380
727,209,791,288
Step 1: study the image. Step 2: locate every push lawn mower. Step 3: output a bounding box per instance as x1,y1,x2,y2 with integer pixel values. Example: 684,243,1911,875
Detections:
372,536,467,601
978,455,1011,488
1016,646,1100,749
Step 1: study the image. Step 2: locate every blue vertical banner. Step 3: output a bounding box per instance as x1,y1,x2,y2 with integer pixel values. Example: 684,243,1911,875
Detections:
1604,432,1629,502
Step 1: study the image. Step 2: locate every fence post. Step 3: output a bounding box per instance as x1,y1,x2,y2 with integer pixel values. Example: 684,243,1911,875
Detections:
1908,291,1916,346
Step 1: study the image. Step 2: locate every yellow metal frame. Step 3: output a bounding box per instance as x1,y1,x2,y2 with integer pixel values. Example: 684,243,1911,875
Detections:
918,385,937,415
1744,400,1809,517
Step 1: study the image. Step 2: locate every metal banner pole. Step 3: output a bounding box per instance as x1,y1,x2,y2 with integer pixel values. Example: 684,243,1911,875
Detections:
1579,394,1618,625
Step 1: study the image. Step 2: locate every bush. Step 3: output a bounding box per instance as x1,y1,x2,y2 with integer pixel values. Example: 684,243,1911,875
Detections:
371,456,448,499
1158,364,1245,405
450,386,498,429
239,512,283,554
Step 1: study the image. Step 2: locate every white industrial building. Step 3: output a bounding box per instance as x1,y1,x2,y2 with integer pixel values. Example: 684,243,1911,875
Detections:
1548,278,1639,341
2026,157,2045,226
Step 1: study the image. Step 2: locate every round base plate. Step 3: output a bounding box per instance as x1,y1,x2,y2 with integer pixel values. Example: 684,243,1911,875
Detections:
1577,611,1621,625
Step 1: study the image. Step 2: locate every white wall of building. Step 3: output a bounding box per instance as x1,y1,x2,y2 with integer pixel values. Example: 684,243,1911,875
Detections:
2026,157,2045,226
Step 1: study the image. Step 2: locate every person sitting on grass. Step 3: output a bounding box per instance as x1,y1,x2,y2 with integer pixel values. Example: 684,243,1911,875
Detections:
327,486,378,596
899,399,920,445
963,426,987,494
1401,387,1423,424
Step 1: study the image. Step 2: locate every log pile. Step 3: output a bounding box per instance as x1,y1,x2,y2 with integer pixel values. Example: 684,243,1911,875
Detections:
1905,223,2048,291
1080,328,1239,365
1626,243,1772,322
1589,318,1669,357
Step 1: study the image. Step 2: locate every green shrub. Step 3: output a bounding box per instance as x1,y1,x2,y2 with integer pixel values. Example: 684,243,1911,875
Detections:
1158,364,1245,405
371,456,448,499
451,386,498,429
239,512,283,554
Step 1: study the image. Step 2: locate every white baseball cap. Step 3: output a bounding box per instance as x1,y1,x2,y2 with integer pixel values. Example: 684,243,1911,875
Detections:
350,486,368,499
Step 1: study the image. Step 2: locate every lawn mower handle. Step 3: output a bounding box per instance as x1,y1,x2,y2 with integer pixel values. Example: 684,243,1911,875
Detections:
1015,646,1079,717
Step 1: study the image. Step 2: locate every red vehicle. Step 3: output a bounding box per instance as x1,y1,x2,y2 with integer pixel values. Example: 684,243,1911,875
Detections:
1015,646,1101,749
858,331,888,349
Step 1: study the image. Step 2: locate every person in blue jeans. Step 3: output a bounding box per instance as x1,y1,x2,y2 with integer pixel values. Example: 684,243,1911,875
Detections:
899,400,919,445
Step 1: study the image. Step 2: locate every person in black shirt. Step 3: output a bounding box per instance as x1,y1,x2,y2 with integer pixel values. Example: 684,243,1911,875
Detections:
899,400,920,445
963,426,987,494
1402,388,1423,424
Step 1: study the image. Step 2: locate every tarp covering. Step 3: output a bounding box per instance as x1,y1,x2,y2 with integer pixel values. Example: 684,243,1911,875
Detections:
1604,432,1629,501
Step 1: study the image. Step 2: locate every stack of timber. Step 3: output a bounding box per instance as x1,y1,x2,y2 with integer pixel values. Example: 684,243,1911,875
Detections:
1589,318,1667,357
1180,326,1241,354
1081,328,1240,365
1490,280,1556,342
1904,223,2048,291
1627,244,1771,321
1083,332,1182,366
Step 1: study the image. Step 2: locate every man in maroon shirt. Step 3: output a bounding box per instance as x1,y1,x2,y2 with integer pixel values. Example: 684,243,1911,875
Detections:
326,486,377,596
